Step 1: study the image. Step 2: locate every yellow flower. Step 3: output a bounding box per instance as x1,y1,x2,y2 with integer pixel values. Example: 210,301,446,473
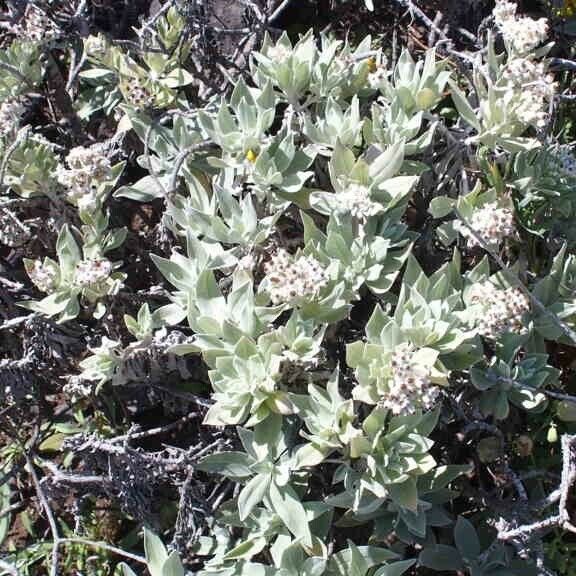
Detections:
367,57,377,73
245,149,258,163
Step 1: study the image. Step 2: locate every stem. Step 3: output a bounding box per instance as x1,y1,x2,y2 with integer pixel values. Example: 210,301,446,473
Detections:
269,0,292,23
58,538,147,565
24,454,60,576
167,141,213,196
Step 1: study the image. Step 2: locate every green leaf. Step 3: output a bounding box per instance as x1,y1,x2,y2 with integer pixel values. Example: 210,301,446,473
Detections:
277,539,305,572
292,443,326,469
162,550,186,576
557,400,576,422
196,269,225,318
428,196,455,218
162,67,194,88
254,412,283,457
0,481,11,546
329,546,398,576
144,528,168,576
416,408,440,436
330,141,356,185
436,221,458,247
114,176,169,201
418,545,464,571
223,537,267,561
303,557,328,576
39,433,66,452
419,464,472,493
79,68,115,80
197,452,255,479
376,175,418,201
119,563,138,576
268,481,313,547
56,224,81,274
348,541,369,576
448,79,480,131
470,366,496,391
454,516,480,559
154,303,187,326
369,144,405,184
388,478,418,512
238,473,271,520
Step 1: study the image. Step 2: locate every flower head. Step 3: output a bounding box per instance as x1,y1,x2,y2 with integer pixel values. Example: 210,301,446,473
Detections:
503,17,548,54
493,1,548,55
336,183,382,221
74,258,112,288
455,203,515,248
122,77,152,109
380,343,439,415
503,59,549,89
57,144,112,206
493,0,517,27
501,58,556,128
515,91,550,128
264,250,328,305
26,260,59,293
468,282,530,339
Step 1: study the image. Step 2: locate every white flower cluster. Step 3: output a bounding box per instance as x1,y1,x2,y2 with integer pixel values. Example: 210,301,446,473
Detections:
496,49,555,131
0,98,25,137
264,249,328,305
468,282,530,338
14,5,60,43
493,0,548,55
515,92,549,129
454,202,515,248
502,58,548,88
336,183,381,221
493,0,517,26
74,258,112,288
0,208,30,247
57,145,112,207
380,343,439,415
27,260,58,293
504,58,556,128
123,77,151,109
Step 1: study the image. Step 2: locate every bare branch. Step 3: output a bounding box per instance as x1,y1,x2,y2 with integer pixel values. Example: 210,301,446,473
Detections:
269,0,292,23
109,411,198,445
24,453,60,576
497,435,576,542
